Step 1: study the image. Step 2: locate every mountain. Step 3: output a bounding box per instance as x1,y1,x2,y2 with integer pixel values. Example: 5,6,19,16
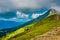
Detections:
16,9,51,28
16,9,57,28
48,9,57,16
0,20,21,37
1,13,60,40
0,20,21,30
0,9,51,37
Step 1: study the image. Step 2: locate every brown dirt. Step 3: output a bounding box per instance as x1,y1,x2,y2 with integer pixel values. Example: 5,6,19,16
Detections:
31,26,60,40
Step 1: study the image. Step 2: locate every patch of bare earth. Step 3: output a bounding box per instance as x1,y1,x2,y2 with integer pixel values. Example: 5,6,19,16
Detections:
31,26,60,40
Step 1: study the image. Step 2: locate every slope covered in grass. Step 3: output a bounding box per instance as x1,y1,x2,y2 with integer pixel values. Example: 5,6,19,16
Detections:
31,26,60,40
1,14,60,40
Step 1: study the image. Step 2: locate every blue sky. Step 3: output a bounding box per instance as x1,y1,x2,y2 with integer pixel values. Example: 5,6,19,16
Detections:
0,0,60,23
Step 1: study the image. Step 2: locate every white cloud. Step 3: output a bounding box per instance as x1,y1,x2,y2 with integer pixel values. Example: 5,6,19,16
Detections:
32,10,49,19
32,14,40,19
16,11,29,18
11,17,17,20
0,18,18,22
51,6,60,12
0,17,32,22
0,17,24,22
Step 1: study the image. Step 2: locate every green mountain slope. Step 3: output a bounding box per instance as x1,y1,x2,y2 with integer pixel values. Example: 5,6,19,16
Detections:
1,14,60,40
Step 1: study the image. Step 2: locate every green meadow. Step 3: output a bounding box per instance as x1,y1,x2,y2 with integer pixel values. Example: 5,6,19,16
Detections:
1,14,60,40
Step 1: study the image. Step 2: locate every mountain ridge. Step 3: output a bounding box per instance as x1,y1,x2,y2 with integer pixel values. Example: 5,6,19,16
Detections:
0,9,51,37
1,13,60,40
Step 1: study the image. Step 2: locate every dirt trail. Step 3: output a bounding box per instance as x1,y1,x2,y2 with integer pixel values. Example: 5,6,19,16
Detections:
31,26,60,40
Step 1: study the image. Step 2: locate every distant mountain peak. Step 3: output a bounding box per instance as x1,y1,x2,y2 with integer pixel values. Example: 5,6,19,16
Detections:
48,9,60,20
48,9,57,16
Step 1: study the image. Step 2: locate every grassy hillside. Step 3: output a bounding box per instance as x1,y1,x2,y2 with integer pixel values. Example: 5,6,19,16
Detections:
1,14,60,40
31,25,60,40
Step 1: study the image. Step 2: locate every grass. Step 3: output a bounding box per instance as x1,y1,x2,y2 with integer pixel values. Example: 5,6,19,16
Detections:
1,15,60,40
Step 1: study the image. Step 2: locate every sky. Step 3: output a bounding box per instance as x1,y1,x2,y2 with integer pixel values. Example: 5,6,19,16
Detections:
0,0,60,23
